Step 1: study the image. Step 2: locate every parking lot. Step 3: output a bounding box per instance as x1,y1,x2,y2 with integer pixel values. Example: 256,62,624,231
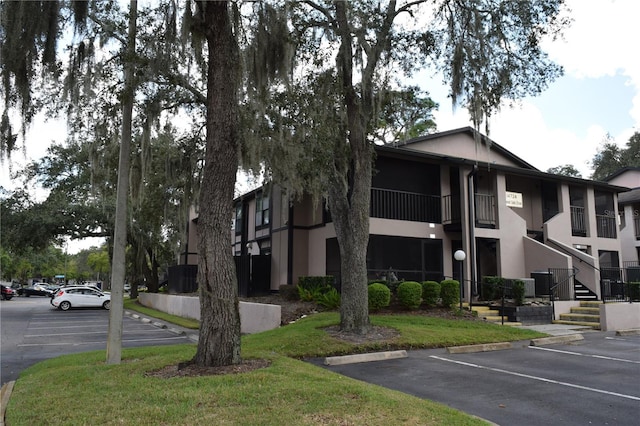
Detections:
314,331,640,425
1,296,194,385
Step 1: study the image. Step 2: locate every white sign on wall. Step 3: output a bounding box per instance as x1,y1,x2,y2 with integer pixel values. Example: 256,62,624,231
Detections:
506,191,523,208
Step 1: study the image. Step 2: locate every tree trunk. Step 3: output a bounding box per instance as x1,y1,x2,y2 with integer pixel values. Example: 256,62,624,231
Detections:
106,0,137,365
330,1,372,334
192,1,241,367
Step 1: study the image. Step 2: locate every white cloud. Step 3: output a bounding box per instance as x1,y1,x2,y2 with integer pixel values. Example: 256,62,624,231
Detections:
430,0,639,180
544,0,640,127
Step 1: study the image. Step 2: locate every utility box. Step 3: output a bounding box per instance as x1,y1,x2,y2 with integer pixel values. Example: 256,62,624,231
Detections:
521,278,535,298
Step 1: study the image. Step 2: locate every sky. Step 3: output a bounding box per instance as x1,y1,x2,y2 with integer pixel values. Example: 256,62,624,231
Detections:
421,0,639,178
2,0,638,253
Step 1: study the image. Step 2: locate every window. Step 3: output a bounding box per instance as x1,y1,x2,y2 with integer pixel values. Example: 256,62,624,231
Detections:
234,203,242,234
255,193,270,227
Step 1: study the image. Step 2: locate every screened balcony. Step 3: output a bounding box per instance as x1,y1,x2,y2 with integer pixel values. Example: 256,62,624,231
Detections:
475,193,496,227
571,205,587,236
596,214,617,238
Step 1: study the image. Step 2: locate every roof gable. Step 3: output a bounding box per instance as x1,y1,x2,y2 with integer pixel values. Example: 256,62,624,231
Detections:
398,127,538,171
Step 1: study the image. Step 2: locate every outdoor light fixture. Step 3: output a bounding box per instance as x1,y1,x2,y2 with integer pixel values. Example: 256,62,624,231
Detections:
454,250,466,311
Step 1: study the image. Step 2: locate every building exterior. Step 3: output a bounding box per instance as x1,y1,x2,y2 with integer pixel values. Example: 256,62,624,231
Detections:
604,167,640,276
182,127,629,301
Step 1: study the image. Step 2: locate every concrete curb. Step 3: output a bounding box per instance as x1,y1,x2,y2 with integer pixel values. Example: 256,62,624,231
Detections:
447,342,512,354
616,328,640,336
124,310,193,337
325,350,407,366
1,380,15,426
529,334,584,346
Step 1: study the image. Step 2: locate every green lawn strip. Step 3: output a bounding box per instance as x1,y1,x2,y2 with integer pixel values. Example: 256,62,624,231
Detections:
7,311,546,424
7,345,484,425
124,298,200,329
242,312,547,358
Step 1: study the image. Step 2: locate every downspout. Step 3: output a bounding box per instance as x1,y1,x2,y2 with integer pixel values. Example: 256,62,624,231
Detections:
467,165,479,301
287,204,294,286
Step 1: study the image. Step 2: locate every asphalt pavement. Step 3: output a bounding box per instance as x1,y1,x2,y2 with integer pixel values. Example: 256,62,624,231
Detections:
309,327,640,426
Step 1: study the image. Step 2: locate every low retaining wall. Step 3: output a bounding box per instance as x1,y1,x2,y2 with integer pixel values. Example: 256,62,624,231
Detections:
600,302,640,331
497,305,553,325
138,293,281,334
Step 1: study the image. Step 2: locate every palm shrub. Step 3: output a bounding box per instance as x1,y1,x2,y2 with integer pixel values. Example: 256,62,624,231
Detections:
368,283,391,311
422,281,441,307
316,287,341,309
397,281,423,310
297,276,334,302
512,279,525,306
440,279,460,308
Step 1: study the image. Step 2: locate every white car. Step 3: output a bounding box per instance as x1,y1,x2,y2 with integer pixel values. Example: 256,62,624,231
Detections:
51,286,111,311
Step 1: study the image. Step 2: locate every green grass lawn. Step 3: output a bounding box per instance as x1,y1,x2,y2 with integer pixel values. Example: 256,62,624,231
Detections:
6,309,546,425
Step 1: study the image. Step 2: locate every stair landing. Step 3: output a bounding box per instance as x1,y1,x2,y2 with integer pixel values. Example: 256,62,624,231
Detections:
553,301,601,330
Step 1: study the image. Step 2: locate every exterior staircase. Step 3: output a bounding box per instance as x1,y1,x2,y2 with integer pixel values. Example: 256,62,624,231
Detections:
464,304,522,326
553,301,601,330
574,281,598,301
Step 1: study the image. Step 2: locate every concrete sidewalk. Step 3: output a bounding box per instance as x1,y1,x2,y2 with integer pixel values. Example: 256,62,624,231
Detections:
514,323,595,336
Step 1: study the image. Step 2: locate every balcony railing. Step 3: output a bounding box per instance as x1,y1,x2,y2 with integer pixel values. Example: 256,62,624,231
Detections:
475,193,496,226
570,205,587,236
441,194,461,225
370,188,441,223
596,214,617,238
442,193,496,226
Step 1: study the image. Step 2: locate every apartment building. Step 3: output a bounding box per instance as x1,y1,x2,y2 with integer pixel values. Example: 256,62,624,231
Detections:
215,127,628,302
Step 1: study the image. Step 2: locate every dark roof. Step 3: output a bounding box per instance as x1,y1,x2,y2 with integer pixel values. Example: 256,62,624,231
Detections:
618,187,640,204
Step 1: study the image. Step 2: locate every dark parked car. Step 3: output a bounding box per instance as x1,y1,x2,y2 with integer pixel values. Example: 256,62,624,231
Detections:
17,284,53,297
1,285,15,300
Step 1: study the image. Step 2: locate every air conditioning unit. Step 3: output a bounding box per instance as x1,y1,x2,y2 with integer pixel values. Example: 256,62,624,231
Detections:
521,278,535,297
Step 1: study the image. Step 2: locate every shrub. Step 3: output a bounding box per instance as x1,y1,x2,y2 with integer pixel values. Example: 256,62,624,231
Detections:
422,281,441,307
628,282,640,301
316,287,341,310
386,280,403,294
397,281,423,310
279,284,299,301
481,276,504,301
440,279,460,308
298,276,334,291
512,279,525,306
368,283,391,311
297,276,334,302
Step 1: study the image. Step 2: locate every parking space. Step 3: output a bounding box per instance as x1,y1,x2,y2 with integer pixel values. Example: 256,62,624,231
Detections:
315,332,640,425
1,297,194,385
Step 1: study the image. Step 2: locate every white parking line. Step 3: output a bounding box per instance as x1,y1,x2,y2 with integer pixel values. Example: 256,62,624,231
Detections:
528,346,640,364
606,337,636,342
17,336,188,347
430,355,640,401
25,329,169,338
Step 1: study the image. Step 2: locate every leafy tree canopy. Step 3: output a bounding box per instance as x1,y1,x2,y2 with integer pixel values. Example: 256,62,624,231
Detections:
546,164,582,178
591,132,640,181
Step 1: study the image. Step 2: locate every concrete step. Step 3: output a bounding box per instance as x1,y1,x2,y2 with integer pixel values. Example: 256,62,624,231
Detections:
571,307,600,315
579,301,603,308
553,319,600,329
484,315,510,322
559,313,600,322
